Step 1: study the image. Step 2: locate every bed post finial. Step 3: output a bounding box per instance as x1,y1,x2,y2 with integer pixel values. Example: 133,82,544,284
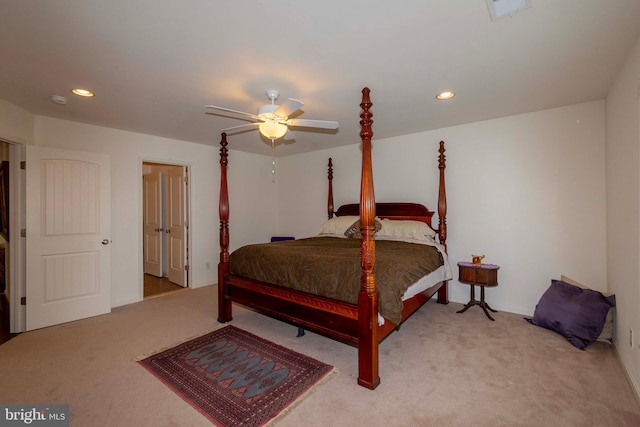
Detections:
328,158,334,219
360,87,373,142
358,86,380,390
218,132,232,322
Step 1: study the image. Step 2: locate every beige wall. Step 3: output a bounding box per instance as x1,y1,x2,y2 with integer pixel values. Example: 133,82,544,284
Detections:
33,116,278,307
0,99,34,145
0,96,279,313
605,36,640,396
278,100,607,316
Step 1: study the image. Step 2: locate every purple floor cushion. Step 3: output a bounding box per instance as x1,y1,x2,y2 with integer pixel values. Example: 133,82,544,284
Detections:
526,280,615,350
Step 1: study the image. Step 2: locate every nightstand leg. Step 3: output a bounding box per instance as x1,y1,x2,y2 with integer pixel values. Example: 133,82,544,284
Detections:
456,285,477,314
479,286,496,321
480,304,495,321
484,302,497,313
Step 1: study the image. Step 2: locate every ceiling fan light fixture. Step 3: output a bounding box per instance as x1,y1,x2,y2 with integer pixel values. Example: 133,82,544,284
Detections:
206,89,338,143
259,120,288,139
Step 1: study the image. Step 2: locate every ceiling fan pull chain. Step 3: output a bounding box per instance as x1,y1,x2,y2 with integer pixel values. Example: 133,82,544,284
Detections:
271,138,276,182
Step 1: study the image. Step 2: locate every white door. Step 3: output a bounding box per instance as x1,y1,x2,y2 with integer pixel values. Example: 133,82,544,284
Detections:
143,170,162,277
166,166,187,287
25,146,111,330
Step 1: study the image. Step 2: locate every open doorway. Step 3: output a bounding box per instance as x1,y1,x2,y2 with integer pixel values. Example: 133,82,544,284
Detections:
0,141,13,343
142,162,190,298
1,140,25,337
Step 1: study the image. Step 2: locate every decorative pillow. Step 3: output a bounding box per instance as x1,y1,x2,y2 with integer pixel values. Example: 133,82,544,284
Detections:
526,280,616,350
376,219,436,241
317,216,360,237
561,275,614,343
344,219,382,238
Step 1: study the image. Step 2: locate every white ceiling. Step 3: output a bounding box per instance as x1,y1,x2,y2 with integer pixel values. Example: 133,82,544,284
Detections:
1,1,639,157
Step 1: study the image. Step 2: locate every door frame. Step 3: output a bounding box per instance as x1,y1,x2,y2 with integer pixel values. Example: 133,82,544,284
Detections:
2,140,26,333
138,158,191,299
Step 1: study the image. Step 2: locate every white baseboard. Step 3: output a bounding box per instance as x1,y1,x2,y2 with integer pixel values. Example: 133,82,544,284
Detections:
614,344,640,406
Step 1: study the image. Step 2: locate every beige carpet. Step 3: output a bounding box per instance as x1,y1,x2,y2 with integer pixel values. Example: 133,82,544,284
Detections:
1,285,638,426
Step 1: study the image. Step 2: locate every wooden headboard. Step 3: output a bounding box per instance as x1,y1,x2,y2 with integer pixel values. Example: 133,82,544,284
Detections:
327,140,447,250
335,202,435,228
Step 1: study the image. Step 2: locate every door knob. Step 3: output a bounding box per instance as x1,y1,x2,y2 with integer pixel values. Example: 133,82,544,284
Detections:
102,239,110,245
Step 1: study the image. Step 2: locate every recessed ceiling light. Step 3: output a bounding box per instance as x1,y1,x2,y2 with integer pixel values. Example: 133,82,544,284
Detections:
436,91,455,100
71,88,95,97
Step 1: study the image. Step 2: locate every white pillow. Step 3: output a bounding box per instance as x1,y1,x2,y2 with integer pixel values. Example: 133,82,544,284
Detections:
377,219,436,241
318,216,360,237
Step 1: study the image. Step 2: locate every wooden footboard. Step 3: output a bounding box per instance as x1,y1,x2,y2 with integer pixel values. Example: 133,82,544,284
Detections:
219,273,444,345
226,275,360,344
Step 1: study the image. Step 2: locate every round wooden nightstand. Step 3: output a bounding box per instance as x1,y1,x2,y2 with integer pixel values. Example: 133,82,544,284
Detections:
456,262,500,321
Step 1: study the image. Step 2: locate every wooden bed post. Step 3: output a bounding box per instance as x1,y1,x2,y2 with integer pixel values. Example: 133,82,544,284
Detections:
358,87,380,389
328,158,334,219
436,140,449,304
218,132,232,322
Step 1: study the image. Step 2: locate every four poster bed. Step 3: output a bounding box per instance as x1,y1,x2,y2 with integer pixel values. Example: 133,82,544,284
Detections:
217,87,450,389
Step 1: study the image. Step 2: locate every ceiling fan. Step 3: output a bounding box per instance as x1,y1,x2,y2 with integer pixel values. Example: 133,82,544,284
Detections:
205,89,339,142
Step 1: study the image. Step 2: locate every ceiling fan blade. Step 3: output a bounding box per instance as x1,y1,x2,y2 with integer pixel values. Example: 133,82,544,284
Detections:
287,119,339,130
283,129,296,141
274,98,304,118
221,123,260,133
205,105,260,120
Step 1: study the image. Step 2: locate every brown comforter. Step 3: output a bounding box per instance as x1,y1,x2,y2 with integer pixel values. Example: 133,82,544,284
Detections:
229,236,444,324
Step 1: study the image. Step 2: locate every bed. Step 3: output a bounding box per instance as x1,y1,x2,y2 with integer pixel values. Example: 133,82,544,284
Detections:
217,87,450,389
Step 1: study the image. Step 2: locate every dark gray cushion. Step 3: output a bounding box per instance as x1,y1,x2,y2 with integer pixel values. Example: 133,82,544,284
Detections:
344,219,381,238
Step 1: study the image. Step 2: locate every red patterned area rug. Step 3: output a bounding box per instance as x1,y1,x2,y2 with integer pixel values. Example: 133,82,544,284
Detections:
139,325,334,426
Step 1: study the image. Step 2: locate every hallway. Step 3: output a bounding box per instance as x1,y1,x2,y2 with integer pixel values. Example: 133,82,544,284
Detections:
144,274,184,299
